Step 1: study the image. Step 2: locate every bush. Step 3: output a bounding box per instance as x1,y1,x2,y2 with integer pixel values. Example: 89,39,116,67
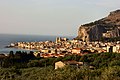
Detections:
101,66,120,80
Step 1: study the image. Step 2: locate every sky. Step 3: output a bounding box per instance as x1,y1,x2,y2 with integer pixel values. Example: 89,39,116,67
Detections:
0,0,120,36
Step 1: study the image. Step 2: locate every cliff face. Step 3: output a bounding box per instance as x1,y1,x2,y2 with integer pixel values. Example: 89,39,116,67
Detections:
76,10,120,41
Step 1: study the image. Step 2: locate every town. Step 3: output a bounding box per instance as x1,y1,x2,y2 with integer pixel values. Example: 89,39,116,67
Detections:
9,37,120,58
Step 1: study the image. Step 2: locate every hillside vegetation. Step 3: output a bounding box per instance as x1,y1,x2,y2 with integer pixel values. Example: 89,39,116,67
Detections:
0,52,120,80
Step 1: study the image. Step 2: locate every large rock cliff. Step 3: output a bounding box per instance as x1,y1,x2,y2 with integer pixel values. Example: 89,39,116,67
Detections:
76,10,120,41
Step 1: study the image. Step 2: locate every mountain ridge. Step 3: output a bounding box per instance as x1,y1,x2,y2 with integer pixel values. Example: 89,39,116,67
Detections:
76,9,120,41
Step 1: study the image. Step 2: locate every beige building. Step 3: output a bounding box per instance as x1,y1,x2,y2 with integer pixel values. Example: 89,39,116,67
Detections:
72,48,81,54
55,61,84,69
55,61,66,69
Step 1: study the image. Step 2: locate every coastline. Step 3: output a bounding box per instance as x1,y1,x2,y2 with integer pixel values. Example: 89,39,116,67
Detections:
0,34,74,54
0,47,38,54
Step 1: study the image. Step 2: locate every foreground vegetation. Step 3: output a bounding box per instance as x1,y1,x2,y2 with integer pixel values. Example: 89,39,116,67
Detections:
0,51,120,80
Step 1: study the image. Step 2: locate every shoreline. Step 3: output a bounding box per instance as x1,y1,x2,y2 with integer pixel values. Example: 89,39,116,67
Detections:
0,47,38,54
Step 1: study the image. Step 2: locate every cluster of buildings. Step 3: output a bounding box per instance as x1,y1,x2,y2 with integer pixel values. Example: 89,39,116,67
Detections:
11,37,120,58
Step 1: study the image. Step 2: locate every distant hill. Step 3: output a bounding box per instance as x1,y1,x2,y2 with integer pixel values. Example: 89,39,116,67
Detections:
76,9,120,41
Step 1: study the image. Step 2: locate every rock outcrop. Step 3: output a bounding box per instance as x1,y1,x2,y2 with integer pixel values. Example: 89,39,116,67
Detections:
76,10,120,41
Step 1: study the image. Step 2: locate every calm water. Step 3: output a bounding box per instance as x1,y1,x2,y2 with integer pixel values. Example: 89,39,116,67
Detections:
0,34,74,54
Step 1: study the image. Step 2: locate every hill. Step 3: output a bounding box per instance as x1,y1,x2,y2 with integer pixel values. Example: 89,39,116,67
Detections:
76,10,120,41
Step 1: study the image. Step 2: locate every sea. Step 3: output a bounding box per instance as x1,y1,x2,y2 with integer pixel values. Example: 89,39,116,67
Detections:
0,34,74,54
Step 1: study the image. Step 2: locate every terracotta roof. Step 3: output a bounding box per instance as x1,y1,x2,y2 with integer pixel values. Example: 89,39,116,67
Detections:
64,60,83,65
73,48,81,50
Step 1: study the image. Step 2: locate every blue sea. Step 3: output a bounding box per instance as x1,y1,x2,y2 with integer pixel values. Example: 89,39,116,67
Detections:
0,34,74,54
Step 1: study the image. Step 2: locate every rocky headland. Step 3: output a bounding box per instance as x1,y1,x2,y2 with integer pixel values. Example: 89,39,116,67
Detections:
76,10,120,41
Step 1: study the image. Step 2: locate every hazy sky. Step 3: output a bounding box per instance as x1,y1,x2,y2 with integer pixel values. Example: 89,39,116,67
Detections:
0,0,120,36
